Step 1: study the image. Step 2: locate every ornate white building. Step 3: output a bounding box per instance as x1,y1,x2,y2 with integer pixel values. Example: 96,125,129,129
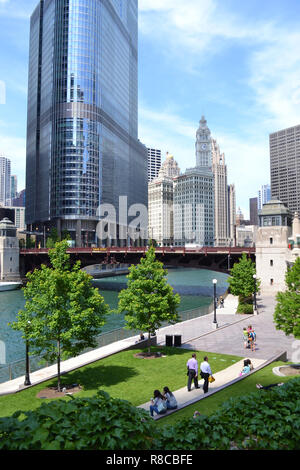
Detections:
148,153,180,246
173,117,215,246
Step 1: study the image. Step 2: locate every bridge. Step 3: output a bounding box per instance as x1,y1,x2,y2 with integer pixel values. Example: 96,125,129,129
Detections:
19,246,256,277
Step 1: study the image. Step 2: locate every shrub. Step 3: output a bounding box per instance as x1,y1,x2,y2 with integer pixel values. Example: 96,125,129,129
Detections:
0,391,154,450
154,378,300,450
236,302,253,314
1,379,299,450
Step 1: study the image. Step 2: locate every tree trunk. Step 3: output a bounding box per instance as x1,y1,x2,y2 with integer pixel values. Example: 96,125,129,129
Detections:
57,339,61,391
147,329,151,356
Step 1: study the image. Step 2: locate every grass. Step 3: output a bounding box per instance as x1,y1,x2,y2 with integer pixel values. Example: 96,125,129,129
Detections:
0,346,241,418
157,360,297,427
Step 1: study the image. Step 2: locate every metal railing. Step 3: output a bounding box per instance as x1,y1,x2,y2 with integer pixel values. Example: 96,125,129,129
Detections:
0,301,214,385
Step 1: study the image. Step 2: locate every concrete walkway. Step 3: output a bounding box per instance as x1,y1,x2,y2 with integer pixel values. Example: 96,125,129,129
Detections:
138,357,266,418
0,293,296,399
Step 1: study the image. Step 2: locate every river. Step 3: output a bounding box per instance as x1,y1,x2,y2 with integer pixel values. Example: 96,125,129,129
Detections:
0,267,228,367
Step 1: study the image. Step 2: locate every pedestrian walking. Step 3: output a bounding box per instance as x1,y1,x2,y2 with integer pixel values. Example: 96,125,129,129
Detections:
248,329,256,351
219,296,224,308
186,353,200,391
243,327,248,349
200,356,212,394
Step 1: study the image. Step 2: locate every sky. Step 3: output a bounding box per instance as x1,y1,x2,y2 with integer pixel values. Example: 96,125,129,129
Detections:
1,1,300,218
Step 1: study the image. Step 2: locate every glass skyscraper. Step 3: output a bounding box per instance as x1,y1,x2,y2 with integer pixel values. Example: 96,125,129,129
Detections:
26,0,147,246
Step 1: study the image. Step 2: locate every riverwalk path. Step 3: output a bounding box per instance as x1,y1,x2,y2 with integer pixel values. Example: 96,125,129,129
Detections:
0,294,296,404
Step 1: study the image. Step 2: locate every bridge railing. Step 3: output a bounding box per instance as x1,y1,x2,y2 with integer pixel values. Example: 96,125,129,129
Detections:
0,302,214,385
20,246,255,255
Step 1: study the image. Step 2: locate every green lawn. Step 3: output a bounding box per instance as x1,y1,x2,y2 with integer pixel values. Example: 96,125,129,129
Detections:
157,360,297,427
0,347,241,418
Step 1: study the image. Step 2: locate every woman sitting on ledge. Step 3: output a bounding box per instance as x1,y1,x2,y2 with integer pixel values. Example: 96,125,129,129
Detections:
163,386,178,410
150,390,167,417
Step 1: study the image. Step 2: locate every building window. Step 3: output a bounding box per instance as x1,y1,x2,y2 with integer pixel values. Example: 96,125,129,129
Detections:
270,237,273,245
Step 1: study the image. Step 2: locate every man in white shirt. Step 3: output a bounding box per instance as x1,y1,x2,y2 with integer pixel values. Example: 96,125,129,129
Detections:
200,356,212,393
186,353,200,391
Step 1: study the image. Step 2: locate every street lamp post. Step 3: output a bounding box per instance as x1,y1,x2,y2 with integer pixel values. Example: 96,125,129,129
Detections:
24,321,31,386
212,279,218,329
253,274,258,315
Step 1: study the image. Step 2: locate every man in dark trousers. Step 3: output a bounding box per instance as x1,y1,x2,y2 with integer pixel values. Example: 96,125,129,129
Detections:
186,353,200,391
200,356,212,394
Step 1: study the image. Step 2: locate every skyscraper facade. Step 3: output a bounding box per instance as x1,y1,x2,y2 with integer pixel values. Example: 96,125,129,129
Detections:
227,184,236,245
270,125,300,214
26,0,147,246
258,184,271,211
0,156,11,207
211,139,230,245
147,148,162,182
249,197,258,225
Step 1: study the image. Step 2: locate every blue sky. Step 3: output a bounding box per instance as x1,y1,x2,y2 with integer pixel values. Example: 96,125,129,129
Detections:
1,0,300,217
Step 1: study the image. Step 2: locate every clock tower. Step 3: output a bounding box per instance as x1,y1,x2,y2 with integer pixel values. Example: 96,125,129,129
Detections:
196,116,212,168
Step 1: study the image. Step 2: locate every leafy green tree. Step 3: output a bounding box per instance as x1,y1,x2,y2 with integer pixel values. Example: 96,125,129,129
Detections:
227,253,260,313
46,227,60,249
11,240,109,391
274,257,300,338
118,246,181,354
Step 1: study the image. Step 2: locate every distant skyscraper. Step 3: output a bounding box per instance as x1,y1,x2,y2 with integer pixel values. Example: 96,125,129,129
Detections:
249,197,258,225
270,124,300,213
258,184,271,211
148,148,162,182
26,0,147,247
11,175,18,201
227,184,236,245
0,156,11,207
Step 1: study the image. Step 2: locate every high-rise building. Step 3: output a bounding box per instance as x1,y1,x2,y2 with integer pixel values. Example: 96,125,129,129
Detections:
0,156,11,207
148,148,162,182
26,0,147,247
11,175,18,201
212,139,230,246
258,184,271,211
227,184,236,245
173,167,214,246
174,117,214,247
148,153,180,246
249,197,258,225
270,125,300,213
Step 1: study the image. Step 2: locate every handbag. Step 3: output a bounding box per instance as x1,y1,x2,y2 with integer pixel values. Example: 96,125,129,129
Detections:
208,375,215,383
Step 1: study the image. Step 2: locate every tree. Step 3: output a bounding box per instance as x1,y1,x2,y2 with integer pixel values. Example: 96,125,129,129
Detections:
11,240,109,391
227,253,260,313
46,227,60,249
118,246,181,355
274,257,300,338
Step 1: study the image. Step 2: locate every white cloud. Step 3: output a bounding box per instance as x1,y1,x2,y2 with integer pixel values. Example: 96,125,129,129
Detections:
139,0,300,214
